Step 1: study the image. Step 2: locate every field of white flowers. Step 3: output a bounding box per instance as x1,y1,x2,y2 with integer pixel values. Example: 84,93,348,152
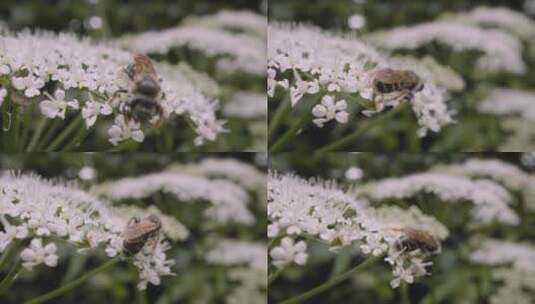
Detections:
0,153,266,304
268,152,535,303
268,1,535,152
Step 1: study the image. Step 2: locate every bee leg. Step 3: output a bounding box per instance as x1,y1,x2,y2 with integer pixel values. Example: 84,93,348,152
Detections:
374,95,385,112
108,89,129,106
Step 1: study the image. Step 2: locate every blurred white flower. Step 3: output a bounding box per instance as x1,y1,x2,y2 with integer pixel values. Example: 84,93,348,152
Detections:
270,237,308,268
358,172,519,225
345,166,363,180
368,21,525,74
223,91,267,119
348,14,366,30
185,10,267,38
78,166,97,181
206,239,267,270
20,238,58,270
526,0,535,15
442,6,535,41
478,88,535,121
312,95,349,127
94,171,254,225
39,90,79,119
0,88,6,107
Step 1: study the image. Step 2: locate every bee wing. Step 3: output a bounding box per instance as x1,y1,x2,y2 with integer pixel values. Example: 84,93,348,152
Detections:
132,54,158,81
123,219,160,240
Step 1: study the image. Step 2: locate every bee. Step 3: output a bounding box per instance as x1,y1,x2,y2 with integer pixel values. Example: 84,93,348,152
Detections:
122,214,162,256
113,54,164,123
370,68,424,112
392,227,440,255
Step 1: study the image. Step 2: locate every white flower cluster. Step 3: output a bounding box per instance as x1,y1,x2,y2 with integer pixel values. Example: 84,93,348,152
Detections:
268,23,454,137
441,6,535,41
368,22,525,74
206,239,267,270
184,10,267,38
471,239,535,304
93,171,254,225
357,172,519,225
268,172,448,288
0,172,174,289
189,158,266,191
0,30,223,146
206,239,267,304
223,91,267,119
478,88,535,121
118,25,265,76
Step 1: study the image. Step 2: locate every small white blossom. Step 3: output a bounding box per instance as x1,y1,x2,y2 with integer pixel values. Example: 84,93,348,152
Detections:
78,166,97,181
20,238,58,270
108,115,144,145
348,14,366,29
82,99,112,127
39,90,79,119
345,167,364,180
270,237,308,268
312,96,349,127
0,88,6,107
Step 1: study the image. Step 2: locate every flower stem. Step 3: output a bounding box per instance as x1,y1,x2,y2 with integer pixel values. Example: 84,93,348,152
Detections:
26,116,48,152
316,104,406,153
24,257,121,304
268,267,285,284
280,256,380,304
401,281,410,304
269,110,312,152
268,98,290,141
0,258,23,296
0,241,18,271
44,115,83,151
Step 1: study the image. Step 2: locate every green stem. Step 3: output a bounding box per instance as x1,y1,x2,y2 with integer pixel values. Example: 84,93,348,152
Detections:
19,107,33,151
24,257,120,304
268,98,290,140
25,116,48,152
61,125,90,151
0,258,23,296
268,267,285,284
45,116,83,151
316,105,406,153
0,241,17,271
269,110,312,153
401,282,410,304
280,256,380,304
35,119,62,151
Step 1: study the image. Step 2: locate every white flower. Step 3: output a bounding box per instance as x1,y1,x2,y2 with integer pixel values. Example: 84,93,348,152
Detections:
478,88,535,121
0,172,175,289
206,239,267,270
93,170,254,225
39,90,79,119
312,95,349,127
78,166,97,180
20,238,58,270
270,237,308,268
108,115,144,145
358,172,519,225
82,99,112,128
345,167,363,180
0,88,6,107
348,14,366,29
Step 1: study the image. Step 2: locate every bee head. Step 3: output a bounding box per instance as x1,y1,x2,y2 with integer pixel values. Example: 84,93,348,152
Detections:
136,76,160,97
145,214,162,227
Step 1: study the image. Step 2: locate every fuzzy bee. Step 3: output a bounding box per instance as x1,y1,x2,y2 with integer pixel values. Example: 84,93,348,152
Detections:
122,214,162,256
369,68,424,112
392,227,440,255
113,54,164,123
